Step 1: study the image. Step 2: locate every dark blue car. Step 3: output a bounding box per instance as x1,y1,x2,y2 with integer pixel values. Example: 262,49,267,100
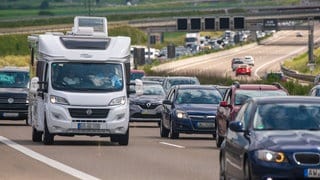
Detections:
160,85,222,139
220,96,320,179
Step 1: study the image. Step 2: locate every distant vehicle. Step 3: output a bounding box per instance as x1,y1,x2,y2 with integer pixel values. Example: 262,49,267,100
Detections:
296,32,303,37
231,58,244,71
220,96,320,179
185,32,200,49
243,55,255,66
162,76,200,93
235,64,251,76
129,82,165,123
0,66,29,125
308,84,320,96
142,76,165,83
160,85,222,139
215,82,289,147
265,72,287,82
130,69,145,80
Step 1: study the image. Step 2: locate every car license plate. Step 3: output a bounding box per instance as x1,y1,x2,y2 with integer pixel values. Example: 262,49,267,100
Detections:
77,123,100,129
198,122,214,128
3,113,19,117
141,109,156,115
305,168,320,178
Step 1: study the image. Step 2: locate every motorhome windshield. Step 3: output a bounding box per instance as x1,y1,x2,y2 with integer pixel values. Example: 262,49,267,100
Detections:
0,71,29,88
51,62,123,92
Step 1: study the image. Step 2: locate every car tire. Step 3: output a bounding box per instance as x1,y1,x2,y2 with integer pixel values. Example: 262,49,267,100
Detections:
244,158,252,180
169,120,179,139
110,135,119,143
117,128,129,146
43,120,54,145
32,127,42,142
216,125,224,148
160,119,169,138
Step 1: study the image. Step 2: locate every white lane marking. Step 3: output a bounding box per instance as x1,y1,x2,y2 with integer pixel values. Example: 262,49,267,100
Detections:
0,136,100,180
159,141,185,148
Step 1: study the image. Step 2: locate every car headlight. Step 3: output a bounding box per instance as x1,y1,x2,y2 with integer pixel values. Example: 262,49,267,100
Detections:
109,96,126,106
256,150,287,163
176,110,188,119
50,95,69,105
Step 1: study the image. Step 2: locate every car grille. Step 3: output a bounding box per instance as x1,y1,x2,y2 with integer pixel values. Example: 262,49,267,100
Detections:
294,153,320,165
68,108,109,118
0,97,27,104
138,104,159,109
132,113,161,119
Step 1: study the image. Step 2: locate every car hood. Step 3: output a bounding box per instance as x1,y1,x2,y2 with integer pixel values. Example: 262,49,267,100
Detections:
252,130,320,151
176,104,218,114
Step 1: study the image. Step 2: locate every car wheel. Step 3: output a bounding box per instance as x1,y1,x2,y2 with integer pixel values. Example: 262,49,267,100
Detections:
43,120,54,145
216,125,224,148
169,120,179,139
32,127,42,142
117,128,129,146
160,118,169,138
244,158,252,180
110,135,119,143
219,152,226,180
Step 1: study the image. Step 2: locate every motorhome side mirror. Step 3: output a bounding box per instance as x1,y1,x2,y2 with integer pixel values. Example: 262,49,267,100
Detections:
29,77,39,94
38,81,48,93
135,79,143,96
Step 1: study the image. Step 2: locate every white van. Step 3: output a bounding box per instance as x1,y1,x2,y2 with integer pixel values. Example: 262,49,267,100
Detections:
28,16,131,145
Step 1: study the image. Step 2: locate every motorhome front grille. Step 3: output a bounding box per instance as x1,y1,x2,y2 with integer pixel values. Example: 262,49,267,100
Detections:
68,108,109,118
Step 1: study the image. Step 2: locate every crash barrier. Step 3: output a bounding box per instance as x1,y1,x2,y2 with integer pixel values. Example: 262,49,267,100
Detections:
281,65,315,82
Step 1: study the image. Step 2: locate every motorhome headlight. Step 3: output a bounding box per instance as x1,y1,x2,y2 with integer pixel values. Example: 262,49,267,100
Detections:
109,96,126,106
176,110,188,119
50,95,69,105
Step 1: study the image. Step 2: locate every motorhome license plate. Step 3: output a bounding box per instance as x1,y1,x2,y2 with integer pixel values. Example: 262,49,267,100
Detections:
198,122,214,128
78,123,100,129
3,113,19,117
305,168,320,178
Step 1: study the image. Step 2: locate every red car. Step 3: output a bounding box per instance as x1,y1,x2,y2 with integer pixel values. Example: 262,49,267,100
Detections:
235,64,251,76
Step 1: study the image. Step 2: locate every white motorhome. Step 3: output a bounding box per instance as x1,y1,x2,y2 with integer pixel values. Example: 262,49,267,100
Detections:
28,16,131,145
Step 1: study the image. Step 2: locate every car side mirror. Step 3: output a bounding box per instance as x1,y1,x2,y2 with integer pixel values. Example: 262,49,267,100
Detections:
229,121,244,132
163,99,172,105
220,101,231,108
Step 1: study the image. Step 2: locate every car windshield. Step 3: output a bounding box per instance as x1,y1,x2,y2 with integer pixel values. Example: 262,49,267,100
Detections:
235,89,287,105
51,62,123,92
253,103,320,130
143,84,165,96
0,71,29,88
176,89,222,104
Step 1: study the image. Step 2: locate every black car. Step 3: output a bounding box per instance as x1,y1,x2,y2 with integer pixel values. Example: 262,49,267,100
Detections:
0,67,30,124
129,81,165,123
220,96,320,179
160,85,222,139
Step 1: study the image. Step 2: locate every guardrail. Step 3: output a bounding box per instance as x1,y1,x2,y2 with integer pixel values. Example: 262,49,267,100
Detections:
281,65,315,82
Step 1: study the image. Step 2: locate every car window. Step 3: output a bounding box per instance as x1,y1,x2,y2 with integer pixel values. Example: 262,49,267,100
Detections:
234,89,287,105
176,89,222,104
254,103,320,130
0,71,29,88
235,102,252,129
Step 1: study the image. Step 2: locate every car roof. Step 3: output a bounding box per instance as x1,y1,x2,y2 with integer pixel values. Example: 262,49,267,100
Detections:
251,96,320,104
233,83,286,91
0,66,29,72
175,84,219,90
164,76,198,80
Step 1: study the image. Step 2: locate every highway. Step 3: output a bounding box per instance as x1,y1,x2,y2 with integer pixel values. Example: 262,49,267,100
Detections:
152,22,320,81
0,120,218,180
0,23,320,180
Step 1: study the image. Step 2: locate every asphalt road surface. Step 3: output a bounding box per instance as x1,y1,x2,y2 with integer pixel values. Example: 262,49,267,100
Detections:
0,120,219,180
